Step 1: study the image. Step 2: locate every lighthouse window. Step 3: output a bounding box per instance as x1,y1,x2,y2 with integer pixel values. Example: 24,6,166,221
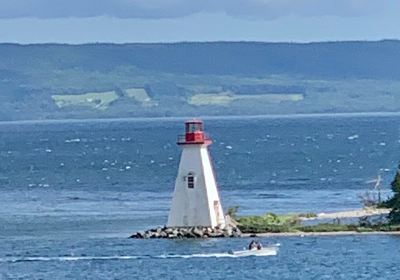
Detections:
187,123,203,133
187,175,195,189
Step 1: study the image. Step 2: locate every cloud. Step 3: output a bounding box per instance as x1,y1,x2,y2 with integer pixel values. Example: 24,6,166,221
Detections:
224,0,384,20
0,0,389,20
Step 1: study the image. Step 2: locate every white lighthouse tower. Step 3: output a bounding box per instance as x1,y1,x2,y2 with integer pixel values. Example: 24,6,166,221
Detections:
167,120,226,228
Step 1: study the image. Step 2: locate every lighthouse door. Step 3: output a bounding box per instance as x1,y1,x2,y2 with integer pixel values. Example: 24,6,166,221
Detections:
213,200,221,225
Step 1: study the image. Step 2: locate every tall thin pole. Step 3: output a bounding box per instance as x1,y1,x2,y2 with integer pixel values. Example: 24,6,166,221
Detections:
374,174,382,204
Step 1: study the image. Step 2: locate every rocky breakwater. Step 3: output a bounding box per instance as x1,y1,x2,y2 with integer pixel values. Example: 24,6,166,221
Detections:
130,225,242,239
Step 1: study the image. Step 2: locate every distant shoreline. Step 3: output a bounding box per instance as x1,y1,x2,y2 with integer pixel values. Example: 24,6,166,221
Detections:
237,208,397,237
1,111,400,125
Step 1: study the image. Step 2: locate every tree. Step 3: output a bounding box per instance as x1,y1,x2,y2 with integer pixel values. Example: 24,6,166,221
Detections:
387,165,400,224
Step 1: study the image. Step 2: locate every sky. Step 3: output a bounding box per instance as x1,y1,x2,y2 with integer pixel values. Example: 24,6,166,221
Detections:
0,0,399,43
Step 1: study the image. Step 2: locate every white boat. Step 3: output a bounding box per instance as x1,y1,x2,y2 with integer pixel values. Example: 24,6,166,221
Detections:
228,244,280,257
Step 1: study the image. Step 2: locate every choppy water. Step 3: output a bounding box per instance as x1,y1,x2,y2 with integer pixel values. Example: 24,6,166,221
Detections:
0,115,399,279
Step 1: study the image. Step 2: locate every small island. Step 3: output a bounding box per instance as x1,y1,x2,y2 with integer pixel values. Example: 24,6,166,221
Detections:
232,166,400,237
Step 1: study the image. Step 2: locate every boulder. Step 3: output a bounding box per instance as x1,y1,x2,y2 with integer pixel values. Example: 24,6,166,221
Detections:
185,231,196,238
224,227,233,236
193,227,204,237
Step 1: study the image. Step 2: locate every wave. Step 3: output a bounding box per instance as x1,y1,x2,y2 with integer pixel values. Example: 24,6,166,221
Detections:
0,252,274,263
1,255,141,263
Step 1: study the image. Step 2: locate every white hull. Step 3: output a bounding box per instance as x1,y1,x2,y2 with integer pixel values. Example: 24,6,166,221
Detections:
229,244,280,257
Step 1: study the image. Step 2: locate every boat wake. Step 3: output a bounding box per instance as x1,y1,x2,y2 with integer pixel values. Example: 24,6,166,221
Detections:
1,252,277,263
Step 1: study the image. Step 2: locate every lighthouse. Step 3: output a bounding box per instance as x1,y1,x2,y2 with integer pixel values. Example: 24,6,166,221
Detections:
167,120,226,228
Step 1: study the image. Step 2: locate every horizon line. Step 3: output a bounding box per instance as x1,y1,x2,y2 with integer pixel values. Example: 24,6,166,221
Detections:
1,39,400,46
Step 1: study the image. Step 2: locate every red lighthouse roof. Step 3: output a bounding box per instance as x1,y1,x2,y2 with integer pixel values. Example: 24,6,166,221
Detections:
177,119,212,145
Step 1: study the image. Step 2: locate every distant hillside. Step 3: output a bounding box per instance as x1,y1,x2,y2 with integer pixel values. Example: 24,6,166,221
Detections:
2,40,400,79
0,41,400,121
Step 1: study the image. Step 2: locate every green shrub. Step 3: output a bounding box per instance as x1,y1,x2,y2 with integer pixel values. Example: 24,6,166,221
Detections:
298,212,318,218
226,206,240,220
237,212,300,233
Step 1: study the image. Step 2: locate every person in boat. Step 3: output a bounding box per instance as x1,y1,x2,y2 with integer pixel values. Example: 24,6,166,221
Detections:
248,240,264,250
248,240,257,250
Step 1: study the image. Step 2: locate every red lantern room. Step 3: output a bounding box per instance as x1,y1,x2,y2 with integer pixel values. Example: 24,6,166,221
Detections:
177,120,212,145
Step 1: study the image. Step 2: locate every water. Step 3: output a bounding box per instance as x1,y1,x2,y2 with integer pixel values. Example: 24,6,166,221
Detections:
0,115,399,279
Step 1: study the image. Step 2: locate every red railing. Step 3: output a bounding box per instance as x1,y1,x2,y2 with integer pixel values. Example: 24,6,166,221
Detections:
177,134,212,145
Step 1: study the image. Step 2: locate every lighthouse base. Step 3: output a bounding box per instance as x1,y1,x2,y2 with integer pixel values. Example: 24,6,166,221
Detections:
130,225,241,239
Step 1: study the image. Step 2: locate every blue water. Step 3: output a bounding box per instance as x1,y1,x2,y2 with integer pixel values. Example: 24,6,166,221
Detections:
1,115,399,279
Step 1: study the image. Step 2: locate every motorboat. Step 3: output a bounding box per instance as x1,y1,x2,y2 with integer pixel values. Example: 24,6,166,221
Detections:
228,243,280,257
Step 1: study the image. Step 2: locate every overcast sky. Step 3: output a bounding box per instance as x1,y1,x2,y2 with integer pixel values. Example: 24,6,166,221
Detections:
0,0,399,43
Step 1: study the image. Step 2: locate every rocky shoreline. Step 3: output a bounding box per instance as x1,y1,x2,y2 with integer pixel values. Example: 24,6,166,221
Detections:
130,225,242,239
